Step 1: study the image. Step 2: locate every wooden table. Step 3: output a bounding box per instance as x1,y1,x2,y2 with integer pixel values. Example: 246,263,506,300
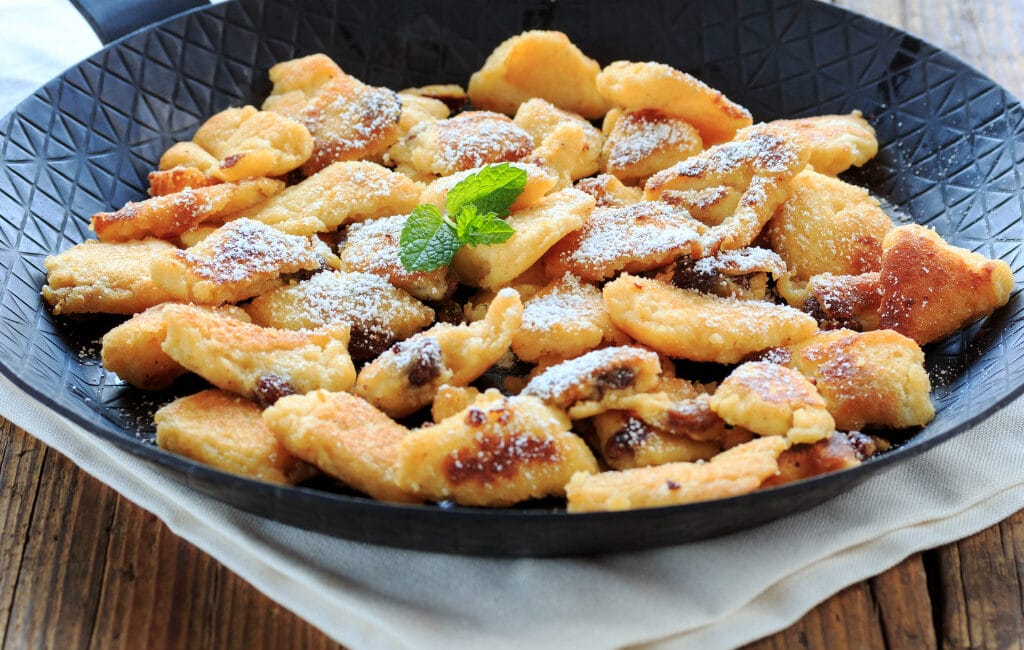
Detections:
2,1,1022,648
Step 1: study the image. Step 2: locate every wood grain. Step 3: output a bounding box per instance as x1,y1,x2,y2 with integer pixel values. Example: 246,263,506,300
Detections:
0,423,47,650
3,443,117,649
4,0,1024,649
746,582,887,650
85,495,342,650
869,554,937,649
933,513,1024,650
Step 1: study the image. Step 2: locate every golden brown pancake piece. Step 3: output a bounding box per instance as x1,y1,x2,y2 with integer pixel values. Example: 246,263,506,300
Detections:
708,361,835,444
162,105,313,182
767,168,892,280
645,124,808,253
512,273,627,362
603,275,818,364
262,53,402,175
600,108,703,183
150,218,323,304
544,200,705,282
596,60,752,145
355,289,522,419
787,328,934,430
396,391,599,506
160,304,356,404
878,224,1014,344
156,389,315,485
565,436,789,512
42,239,179,315
468,31,608,119
247,161,423,236
768,112,878,175
101,303,250,390
91,178,283,242
245,270,434,360
262,390,418,503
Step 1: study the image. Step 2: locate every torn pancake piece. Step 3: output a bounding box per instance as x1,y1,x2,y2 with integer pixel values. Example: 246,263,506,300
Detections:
155,389,315,485
396,390,599,507
339,214,456,302
645,124,807,254
514,98,603,180
565,436,789,512
543,200,705,282
655,246,787,301
150,218,323,304
596,60,751,145
768,111,877,176
522,345,662,417
386,111,533,179
786,328,934,431
468,30,608,119
160,304,356,404
574,173,643,208
247,161,423,236
591,411,722,470
708,361,835,445
355,288,522,419
261,53,402,175
761,431,883,488
784,272,882,332
262,390,419,503
452,187,593,289
878,224,1014,345
165,105,314,182
244,270,435,360
101,303,251,390
767,168,892,280
603,275,818,364
600,108,703,183
42,239,178,315
91,178,284,242
512,273,628,362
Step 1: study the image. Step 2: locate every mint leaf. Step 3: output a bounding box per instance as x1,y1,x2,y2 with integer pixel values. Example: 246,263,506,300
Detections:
398,163,527,272
399,204,461,271
445,163,528,217
459,211,515,247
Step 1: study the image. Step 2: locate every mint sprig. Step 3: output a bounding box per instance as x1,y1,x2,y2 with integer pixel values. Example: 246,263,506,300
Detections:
399,163,527,272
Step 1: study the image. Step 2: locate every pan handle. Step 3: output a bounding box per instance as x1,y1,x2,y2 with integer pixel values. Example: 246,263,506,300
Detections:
70,0,209,44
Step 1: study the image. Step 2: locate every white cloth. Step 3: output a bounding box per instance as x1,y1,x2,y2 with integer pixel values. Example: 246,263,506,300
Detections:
0,0,101,117
3,2,1023,648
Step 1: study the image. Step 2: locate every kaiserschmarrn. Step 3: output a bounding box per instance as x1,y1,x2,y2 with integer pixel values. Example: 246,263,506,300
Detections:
39,30,1014,514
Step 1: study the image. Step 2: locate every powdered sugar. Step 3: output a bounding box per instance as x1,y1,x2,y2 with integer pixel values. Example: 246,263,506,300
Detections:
661,126,799,179
304,86,400,156
566,201,702,275
344,215,406,273
435,112,534,173
607,109,700,168
282,270,408,330
178,218,318,282
726,361,819,405
521,273,602,331
691,247,787,277
382,335,445,379
523,346,653,402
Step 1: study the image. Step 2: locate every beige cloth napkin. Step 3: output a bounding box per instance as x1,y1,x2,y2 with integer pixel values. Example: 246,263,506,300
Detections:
3,371,1023,649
